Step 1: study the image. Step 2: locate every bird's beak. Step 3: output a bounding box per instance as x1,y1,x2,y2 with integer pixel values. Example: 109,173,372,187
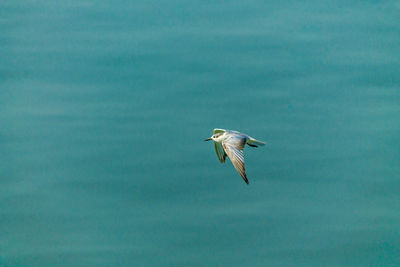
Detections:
204,138,212,141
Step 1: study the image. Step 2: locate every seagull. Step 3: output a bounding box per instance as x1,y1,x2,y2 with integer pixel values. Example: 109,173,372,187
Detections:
205,128,266,184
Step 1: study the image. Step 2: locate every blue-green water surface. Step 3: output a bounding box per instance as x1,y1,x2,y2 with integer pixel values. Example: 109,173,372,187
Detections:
1,1,400,266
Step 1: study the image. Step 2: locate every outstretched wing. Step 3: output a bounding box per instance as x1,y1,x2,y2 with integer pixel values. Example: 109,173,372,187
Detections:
213,128,225,134
214,142,227,163
222,137,248,184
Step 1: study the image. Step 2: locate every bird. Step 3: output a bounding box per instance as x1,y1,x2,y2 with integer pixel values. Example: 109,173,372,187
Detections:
205,128,266,184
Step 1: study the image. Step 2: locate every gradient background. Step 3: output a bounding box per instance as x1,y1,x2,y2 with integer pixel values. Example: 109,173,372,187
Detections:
1,1,400,266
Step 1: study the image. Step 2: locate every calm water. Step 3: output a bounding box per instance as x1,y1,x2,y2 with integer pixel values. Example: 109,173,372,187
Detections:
1,1,400,266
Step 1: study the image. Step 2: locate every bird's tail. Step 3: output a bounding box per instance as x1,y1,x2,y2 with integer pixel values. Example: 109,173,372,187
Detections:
248,138,266,146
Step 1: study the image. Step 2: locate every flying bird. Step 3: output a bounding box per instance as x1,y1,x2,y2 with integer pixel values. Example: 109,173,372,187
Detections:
205,128,266,184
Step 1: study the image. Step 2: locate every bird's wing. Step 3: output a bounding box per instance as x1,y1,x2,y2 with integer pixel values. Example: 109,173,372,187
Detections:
213,128,226,134
222,137,248,184
214,142,227,163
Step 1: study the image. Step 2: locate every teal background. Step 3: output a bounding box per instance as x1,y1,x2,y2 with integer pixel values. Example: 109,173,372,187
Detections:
1,1,400,266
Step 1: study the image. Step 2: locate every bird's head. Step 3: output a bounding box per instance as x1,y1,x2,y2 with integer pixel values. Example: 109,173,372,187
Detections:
205,133,224,142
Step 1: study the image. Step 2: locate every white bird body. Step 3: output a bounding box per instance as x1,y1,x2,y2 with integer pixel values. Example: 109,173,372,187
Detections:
205,128,266,184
